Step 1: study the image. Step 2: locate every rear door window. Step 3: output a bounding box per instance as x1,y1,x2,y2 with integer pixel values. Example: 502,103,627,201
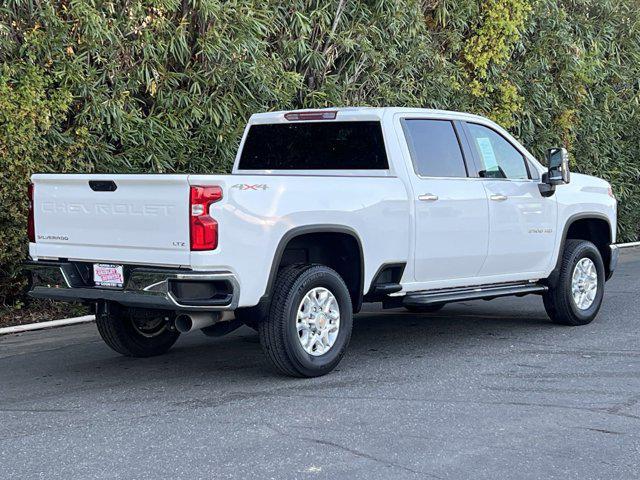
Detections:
402,119,468,178
238,121,388,170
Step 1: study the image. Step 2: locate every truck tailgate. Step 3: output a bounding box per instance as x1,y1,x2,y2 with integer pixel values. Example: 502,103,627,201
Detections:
31,174,191,266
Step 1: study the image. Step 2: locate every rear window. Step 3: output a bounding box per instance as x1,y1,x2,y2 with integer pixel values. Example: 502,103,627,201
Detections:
238,121,389,170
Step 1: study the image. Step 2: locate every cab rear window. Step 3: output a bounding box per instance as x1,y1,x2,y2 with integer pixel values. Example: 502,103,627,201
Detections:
238,121,389,170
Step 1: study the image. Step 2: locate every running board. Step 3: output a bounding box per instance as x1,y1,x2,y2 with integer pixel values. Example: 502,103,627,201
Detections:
403,283,548,307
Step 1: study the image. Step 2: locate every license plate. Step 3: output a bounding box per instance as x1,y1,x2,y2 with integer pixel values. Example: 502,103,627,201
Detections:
93,264,124,288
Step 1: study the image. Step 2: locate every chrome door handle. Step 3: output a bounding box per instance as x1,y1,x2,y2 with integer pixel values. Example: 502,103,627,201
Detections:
418,194,439,202
490,194,508,201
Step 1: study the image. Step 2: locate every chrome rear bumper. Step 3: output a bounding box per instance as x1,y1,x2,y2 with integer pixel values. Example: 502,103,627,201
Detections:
24,261,239,311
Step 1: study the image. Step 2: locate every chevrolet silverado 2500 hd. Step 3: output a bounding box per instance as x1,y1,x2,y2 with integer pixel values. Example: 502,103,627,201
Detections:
26,108,618,377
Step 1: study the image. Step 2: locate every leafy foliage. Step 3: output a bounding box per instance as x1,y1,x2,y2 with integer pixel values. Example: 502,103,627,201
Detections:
1,0,639,305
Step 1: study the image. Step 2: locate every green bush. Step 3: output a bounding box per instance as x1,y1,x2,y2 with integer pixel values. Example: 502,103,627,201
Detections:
1,0,638,306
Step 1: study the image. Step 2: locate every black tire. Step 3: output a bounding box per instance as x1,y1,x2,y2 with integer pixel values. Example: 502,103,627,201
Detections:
543,239,605,326
404,304,445,314
259,264,353,377
96,307,180,357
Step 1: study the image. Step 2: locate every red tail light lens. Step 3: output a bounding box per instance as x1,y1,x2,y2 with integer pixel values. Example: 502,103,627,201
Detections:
190,186,222,251
27,183,35,242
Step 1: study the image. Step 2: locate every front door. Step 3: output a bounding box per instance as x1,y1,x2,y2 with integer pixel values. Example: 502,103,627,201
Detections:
401,118,490,284
464,122,557,277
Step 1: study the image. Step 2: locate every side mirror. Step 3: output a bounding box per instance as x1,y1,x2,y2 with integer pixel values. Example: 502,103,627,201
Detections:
539,147,570,197
546,147,570,185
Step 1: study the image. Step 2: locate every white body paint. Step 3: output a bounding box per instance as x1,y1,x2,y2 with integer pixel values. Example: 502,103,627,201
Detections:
30,108,617,308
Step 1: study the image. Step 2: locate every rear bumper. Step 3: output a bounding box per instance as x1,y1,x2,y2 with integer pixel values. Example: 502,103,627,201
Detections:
24,261,239,311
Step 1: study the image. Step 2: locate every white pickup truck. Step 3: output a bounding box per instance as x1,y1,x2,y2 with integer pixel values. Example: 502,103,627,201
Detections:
26,107,619,377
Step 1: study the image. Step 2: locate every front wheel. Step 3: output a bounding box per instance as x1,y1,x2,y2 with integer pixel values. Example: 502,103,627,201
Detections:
543,239,605,326
96,306,180,357
259,264,353,377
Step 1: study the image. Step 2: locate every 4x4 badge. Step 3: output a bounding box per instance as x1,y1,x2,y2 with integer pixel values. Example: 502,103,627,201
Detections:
231,184,268,191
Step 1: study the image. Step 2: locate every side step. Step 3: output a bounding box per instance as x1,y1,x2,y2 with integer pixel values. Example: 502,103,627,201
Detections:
403,283,548,307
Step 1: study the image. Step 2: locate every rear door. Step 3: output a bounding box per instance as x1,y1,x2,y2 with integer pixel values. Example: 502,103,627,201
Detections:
31,174,191,266
463,122,557,277
401,118,489,284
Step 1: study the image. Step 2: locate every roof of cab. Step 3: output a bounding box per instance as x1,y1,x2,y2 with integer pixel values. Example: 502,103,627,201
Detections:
248,107,489,124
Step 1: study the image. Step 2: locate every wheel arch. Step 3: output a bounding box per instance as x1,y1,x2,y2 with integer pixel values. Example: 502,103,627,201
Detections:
548,213,614,285
261,224,365,313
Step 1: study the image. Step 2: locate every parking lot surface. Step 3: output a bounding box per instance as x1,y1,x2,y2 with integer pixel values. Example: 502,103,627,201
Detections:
1,250,639,479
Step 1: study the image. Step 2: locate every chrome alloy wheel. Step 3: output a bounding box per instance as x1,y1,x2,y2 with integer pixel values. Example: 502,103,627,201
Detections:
571,257,598,310
296,287,340,356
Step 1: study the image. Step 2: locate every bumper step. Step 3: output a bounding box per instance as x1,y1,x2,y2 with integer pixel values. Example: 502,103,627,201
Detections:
24,261,239,311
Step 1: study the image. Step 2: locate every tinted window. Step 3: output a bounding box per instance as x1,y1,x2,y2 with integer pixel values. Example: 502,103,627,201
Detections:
402,120,467,177
238,121,388,170
467,123,529,180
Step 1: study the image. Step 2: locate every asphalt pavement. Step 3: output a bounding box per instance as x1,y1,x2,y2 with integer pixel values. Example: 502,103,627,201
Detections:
1,249,639,479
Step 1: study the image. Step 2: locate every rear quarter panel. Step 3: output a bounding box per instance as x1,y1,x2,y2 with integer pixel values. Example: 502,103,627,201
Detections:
188,174,410,307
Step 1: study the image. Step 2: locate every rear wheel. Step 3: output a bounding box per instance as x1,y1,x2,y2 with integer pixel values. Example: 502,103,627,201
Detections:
259,264,353,377
543,239,605,326
96,306,180,357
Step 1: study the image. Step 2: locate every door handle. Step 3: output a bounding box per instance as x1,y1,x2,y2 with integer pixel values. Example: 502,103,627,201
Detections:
418,193,439,202
490,194,508,202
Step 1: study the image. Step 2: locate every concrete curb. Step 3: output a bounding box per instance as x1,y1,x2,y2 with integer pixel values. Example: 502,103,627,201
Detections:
617,241,640,248
0,315,95,336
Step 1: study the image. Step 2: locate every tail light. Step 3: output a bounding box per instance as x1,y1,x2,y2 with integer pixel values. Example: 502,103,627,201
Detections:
27,183,35,242
189,186,222,251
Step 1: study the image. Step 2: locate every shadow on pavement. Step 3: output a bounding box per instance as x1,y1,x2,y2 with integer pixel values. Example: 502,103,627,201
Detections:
1,298,556,389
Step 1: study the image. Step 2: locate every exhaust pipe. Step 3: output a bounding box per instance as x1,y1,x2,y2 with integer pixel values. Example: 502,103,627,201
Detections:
175,312,220,333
